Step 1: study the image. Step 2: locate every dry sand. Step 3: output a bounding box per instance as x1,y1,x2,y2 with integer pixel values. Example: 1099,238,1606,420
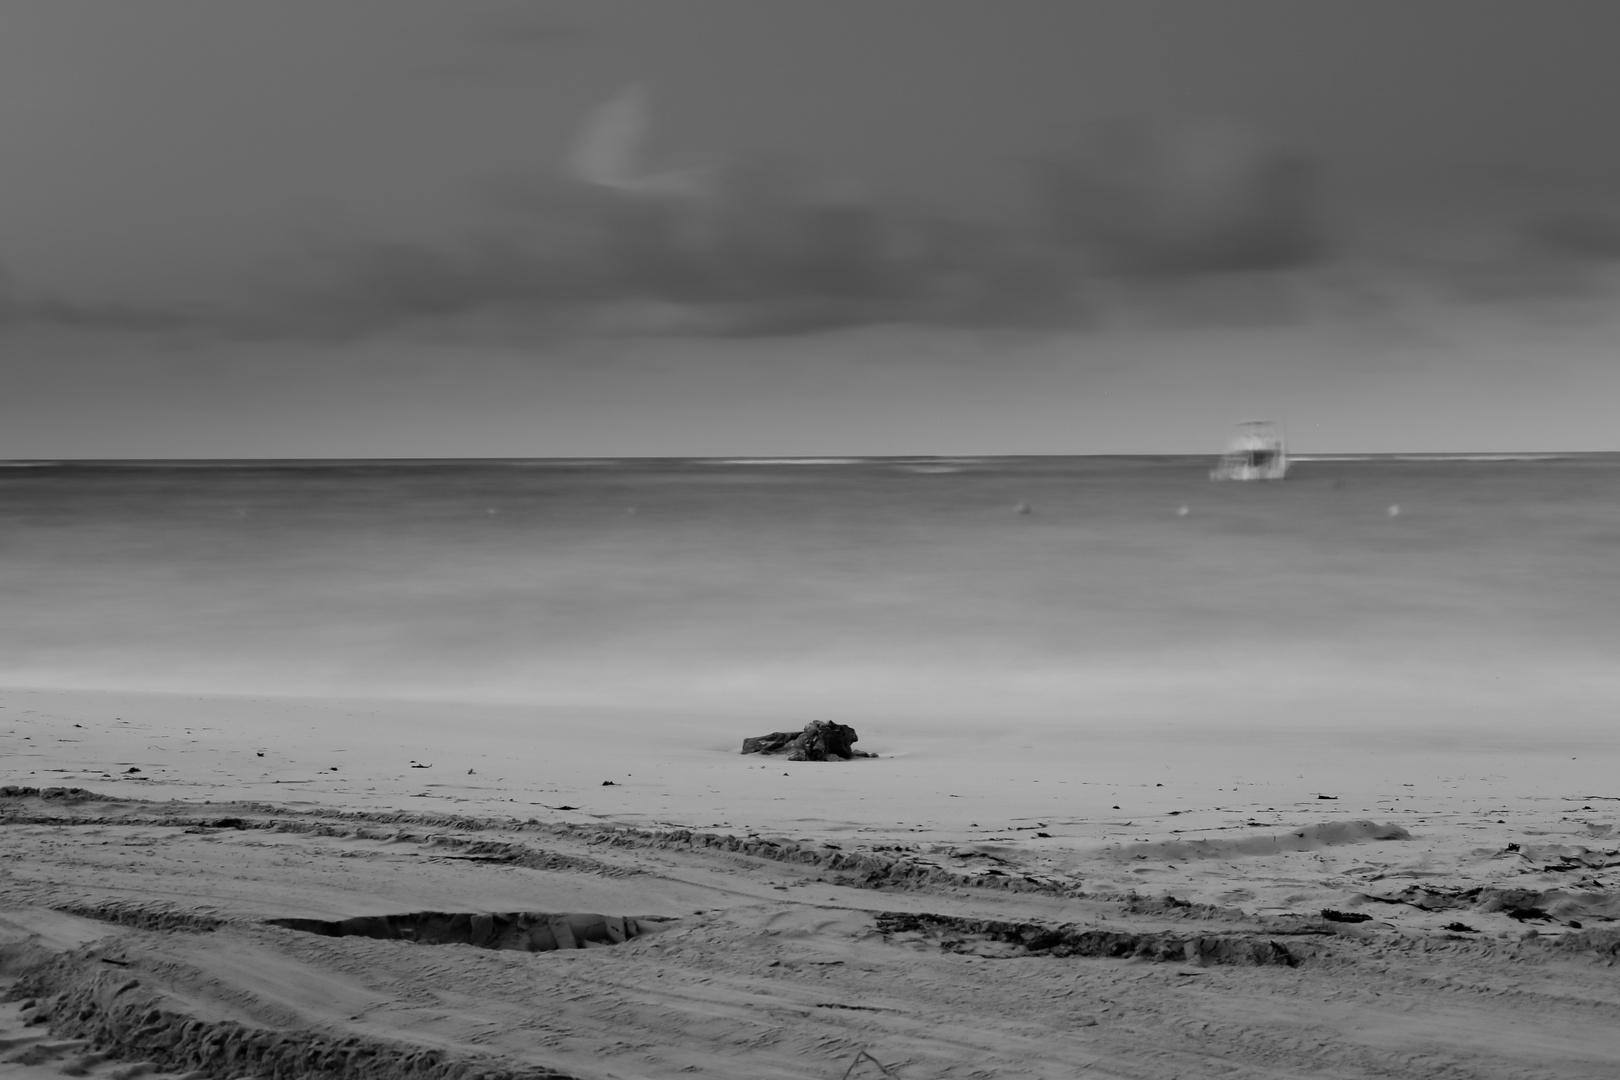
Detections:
3,686,1618,1079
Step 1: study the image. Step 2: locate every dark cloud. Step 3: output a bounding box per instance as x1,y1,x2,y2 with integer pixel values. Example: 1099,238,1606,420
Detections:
1529,209,1620,261
229,152,1094,340
1035,117,1324,277
0,113,1334,344
214,131,1332,342
0,263,193,334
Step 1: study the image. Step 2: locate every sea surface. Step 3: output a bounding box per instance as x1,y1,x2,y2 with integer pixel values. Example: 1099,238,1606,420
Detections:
3,455,1618,731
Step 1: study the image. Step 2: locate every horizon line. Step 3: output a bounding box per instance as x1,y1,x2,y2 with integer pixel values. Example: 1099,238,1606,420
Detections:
1,451,1608,467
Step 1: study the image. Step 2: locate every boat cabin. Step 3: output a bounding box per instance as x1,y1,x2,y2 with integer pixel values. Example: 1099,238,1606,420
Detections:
1210,420,1288,481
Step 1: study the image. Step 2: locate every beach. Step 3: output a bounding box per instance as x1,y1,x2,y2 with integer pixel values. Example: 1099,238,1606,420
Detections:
3,686,1618,1080
3,455,1619,1077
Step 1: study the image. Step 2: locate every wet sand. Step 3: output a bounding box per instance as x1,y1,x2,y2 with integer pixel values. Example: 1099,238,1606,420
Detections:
3,686,1618,1079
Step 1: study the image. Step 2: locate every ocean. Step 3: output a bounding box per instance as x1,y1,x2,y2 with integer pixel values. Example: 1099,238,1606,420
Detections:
3,455,1617,731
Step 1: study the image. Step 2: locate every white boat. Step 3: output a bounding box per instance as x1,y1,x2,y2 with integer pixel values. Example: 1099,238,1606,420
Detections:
1210,420,1288,481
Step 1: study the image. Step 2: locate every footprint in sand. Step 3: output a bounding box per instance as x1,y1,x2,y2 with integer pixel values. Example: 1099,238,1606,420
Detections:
0,993,199,1079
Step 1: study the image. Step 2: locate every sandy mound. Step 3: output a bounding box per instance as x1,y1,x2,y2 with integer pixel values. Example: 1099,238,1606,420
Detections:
1109,819,1413,861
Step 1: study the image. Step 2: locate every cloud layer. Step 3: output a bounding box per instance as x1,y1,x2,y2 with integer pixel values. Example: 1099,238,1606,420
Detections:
1037,117,1322,276
6,92,1618,345
214,107,1340,341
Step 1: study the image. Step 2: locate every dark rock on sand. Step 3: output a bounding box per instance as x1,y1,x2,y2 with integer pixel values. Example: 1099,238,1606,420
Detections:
741,720,870,761
1504,905,1553,922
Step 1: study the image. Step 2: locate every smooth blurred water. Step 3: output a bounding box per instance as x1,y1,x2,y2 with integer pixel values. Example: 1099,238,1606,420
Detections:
3,455,1617,729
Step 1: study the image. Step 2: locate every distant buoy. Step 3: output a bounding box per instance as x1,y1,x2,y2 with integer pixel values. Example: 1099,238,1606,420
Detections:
1176,505,1189,516
1014,502,1032,515
1387,505,1401,517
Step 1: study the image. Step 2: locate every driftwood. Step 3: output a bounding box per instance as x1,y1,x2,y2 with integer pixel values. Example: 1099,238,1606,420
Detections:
741,720,872,761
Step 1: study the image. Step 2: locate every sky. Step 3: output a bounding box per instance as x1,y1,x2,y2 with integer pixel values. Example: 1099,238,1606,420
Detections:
3,0,1620,457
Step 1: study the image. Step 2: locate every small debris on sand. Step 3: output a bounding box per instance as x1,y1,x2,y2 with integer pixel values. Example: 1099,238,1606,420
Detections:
1321,909,1373,923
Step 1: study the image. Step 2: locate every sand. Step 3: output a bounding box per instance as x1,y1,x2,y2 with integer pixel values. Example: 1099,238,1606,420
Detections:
3,686,1618,1079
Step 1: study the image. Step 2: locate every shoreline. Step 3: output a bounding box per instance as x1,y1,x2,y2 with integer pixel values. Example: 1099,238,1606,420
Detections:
4,684,1616,839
